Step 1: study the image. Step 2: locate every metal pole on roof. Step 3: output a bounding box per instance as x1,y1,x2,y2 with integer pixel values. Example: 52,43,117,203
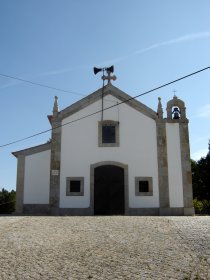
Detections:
93,65,116,121
101,68,105,121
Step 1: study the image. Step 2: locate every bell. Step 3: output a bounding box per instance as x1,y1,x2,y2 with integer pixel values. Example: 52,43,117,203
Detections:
106,65,114,73
173,107,180,119
93,67,102,75
173,112,180,119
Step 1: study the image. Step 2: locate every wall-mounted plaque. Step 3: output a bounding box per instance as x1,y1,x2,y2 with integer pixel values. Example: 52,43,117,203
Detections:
52,170,59,176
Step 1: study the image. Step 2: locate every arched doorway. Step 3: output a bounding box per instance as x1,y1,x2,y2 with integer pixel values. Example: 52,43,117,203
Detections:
94,165,125,215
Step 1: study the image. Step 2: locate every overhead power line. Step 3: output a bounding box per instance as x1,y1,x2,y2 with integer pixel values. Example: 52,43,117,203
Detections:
0,66,209,149
0,72,119,104
0,73,86,97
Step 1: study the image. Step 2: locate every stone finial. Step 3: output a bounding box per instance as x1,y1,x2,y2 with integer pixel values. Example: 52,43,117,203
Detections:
157,97,163,119
53,96,59,115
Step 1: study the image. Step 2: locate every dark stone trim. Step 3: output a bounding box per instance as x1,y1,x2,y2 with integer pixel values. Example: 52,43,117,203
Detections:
14,145,51,214
12,143,51,157
90,161,129,215
179,123,195,215
23,204,49,215
49,117,61,215
159,207,184,216
135,177,153,196
128,208,159,216
105,86,157,119
66,177,84,196
15,155,25,214
166,119,189,124
59,207,186,216
156,120,170,209
98,120,120,147
21,205,188,216
59,208,91,216
23,205,91,215
184,207,195,216
23,204,50,215
60,87,103,120
59,84,157,121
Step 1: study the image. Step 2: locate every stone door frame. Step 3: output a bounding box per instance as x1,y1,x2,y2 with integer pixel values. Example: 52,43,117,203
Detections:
90,161,129,215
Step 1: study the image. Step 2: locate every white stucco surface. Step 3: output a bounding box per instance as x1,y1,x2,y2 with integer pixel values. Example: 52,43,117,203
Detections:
166,123,184,207
60,94,159,208
24,150,51,204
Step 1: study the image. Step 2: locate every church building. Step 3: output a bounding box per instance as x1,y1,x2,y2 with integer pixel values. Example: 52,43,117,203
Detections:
13,71,194,216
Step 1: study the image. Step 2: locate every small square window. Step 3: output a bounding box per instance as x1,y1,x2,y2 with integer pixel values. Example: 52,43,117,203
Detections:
135,177,153,196
139,181,149,193
102,125,116,143
70,180,81,192
66,177,84,196
98,120,119,147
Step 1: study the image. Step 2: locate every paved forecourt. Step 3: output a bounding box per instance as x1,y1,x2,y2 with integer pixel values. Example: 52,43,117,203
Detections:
0,216,209,279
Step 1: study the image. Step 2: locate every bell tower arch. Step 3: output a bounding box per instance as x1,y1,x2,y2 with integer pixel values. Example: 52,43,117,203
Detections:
166,95,186,120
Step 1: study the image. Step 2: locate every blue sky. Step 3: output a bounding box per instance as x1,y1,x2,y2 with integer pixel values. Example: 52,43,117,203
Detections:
0,0,210,190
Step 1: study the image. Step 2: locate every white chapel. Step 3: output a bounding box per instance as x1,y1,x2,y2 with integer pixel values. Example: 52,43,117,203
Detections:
13,71,194,216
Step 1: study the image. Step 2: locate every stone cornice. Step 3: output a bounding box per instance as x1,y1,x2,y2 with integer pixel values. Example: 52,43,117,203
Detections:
58,84,157,121
157,118,189,124
12,143,51,157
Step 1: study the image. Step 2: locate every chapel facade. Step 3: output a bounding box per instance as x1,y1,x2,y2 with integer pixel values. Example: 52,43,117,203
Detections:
13,82,194,216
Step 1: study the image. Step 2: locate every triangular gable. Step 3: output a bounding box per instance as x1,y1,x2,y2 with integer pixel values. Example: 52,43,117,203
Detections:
59,84,157,120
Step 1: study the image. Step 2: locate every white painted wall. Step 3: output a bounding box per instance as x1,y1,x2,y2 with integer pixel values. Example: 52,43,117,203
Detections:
60,94,159,208
166,123,184,207
24,150,51,204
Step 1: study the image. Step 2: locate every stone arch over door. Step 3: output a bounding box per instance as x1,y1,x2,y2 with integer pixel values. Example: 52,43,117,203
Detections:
90,161,128,215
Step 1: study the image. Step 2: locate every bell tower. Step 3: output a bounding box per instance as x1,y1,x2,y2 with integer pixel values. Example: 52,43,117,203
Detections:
166,95,186,120
165,94,194,215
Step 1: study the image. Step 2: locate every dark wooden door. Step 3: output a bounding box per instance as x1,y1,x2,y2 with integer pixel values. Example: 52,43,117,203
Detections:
94,165,124,215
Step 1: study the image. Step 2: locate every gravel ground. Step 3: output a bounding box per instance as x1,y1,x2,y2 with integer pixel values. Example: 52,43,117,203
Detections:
0,216,209,280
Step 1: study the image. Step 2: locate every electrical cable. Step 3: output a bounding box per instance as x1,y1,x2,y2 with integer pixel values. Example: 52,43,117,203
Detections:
0,73,86,97
0,72,121,104
0,66,209,149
